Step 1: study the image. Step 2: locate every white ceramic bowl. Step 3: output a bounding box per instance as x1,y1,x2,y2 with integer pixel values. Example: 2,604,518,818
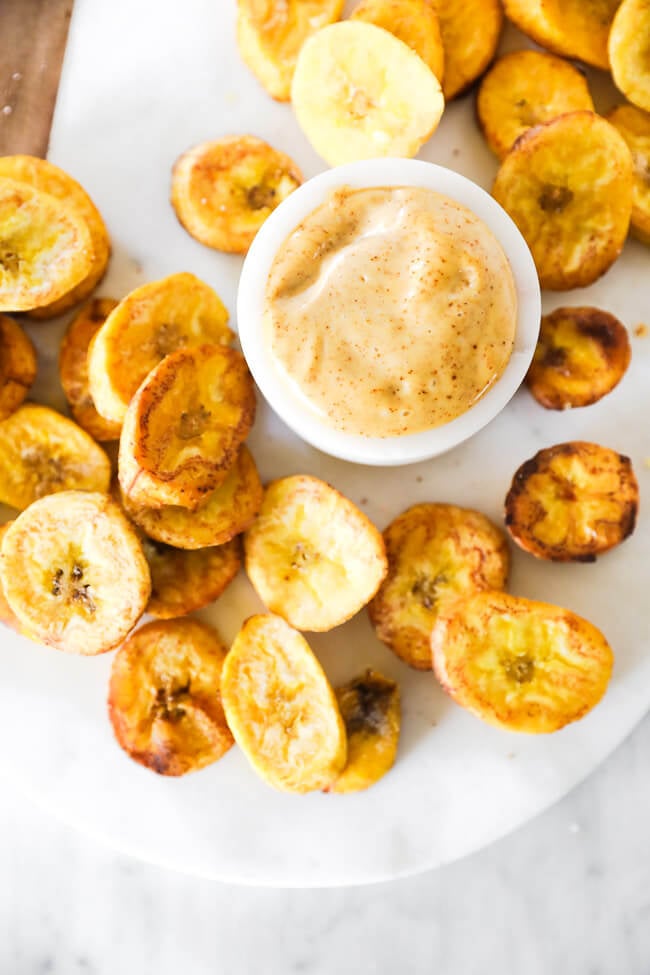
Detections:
237,158,541,466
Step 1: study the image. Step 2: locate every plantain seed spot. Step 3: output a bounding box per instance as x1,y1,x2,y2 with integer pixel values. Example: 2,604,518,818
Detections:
539,184,573,213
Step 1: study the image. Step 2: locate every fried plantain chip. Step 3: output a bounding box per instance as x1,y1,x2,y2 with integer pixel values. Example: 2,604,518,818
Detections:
0,155,111,320
477,50,594,160
350,0,444,81
526,306,631,410
118,344,256,510
87,272,233,424
325,670,400,793
0,314,37,421
108,618,233,776
369,503,509,670
121,445,262,549
244,475,387,632
0,403,111,510
607,104,650,245
236,0,344,101
59,298,122,442
142,535,241,619
171,136,302,255
503,0,620,70
432,590,614,733
0,177,93,312
221,613,347,792
609,0,650,113
492,111,633,290
1,491,150,654
505,442,638,562
428,0,503,99
0,522,22,633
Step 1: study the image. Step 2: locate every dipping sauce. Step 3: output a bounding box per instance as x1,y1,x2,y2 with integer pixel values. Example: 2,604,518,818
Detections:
264,186,517,437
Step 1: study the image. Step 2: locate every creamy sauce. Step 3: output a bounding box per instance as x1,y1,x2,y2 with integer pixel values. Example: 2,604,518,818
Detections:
264,186,517,437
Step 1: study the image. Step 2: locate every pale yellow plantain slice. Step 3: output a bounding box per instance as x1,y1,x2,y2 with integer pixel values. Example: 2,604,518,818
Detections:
609,0,650,113
428,0,503,100
477,51,594,160
59,298,122,442
526,307,631,410
0,491,150,655
244,475,388,632
221,614,347,793
0,155,111,320
236,0,344,101
108,618,233,776
0,314,37,421
325,670,400,794
118,344,256,510
350,0,445,81
502,0,620,71
607,104,650,245
121,445,263,549
369,503,509,670
0,523,22,633
291,21,445,167
0,177,93,312
171,136,303,255
505,442,639,562
87,272,233,424
0,404,111,510
492,112,633,290
432,590,614,733
142,535,241,619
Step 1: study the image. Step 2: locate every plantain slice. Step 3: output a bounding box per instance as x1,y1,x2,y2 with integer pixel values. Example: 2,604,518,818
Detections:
108,618,233,776
607,104,650,245
0,155,111,320
429,0,503,100
236,0,344,101
221,614,347,792
325,670,400,794
0,403,111,510
0,491,150,654
87,272,233,424
0,177,93,312
477,50,594,161
505,442,639,562
492,111,633,291
369,503,509,670
171,136,303,255
121,445,263,549
244,475,388,632
118,344,256,510
350,0,445,81
526,307,631,410
0,314,37,421
59,298,122,442
0,523,22,633
143,535,241,619
609,0,650,113
502,0,620,71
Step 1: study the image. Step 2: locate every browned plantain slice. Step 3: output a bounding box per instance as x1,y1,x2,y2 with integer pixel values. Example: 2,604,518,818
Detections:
607,104,650,245
477,51,594,160
505,442,639,562
492,112,633,290
121,445,262,549
142,535,241,619
0,491,150,654
609,0,650,113
108,618,233,776
432,590,614,733
87,272,233,424
0,314,37,420
118,344,256,510
502,0,620,70
0,155,111,320
171,136,303,255
0,177,93,312
221,614,347,792
325,670,400,793
429,0,503,99
526,307,631,410
0,403,111,510
369,503,509,670
59,298,122,441
350,0,445,81
244,475,387,632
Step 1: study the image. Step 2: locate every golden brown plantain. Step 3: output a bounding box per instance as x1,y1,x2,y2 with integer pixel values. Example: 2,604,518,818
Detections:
350,0,445,81
428,0,503,99
502,0,621,70
0,314,37,421
607,104,650,245
609,0,650,113
142,535,241,619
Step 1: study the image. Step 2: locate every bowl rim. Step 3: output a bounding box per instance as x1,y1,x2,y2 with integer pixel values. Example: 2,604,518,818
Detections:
236,158,541,467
